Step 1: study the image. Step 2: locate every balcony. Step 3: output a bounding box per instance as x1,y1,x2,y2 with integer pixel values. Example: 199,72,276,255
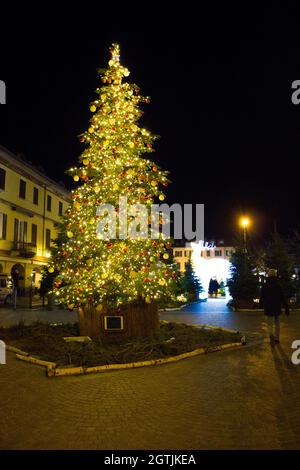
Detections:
12,242,37,258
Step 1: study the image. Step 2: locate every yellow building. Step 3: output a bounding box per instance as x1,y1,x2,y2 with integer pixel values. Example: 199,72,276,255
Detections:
173,242,234,272
0,145,70,294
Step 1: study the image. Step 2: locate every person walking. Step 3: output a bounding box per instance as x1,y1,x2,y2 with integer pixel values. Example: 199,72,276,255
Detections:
260,269,290,344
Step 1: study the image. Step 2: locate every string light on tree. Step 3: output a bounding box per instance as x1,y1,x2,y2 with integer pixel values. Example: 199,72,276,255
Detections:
48,43,178,311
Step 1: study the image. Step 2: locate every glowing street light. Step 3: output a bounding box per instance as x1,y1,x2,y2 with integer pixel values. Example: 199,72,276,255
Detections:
239,216,251,247
240,217,250,228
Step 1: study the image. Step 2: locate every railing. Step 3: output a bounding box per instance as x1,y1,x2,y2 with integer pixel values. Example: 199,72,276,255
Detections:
12,241,37,258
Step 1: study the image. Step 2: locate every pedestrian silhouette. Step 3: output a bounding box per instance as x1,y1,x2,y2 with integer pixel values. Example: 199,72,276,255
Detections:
259,269,289,344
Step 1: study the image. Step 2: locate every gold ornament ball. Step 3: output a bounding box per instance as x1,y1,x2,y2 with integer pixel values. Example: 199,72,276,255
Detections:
159,194,165,201
90,105,96,112
96,304,103,312
73,175,79,182
82,158,89,166
163,253,169,260
88,127,94,134
67,231,74,238
145,295,151,304
48,267,54,273
130,271,138,278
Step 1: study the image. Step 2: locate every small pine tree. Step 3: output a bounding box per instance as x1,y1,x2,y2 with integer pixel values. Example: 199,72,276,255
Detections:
181,260,203,302
288,230,300,301
227,242,259,304
40,228,68,298
264,232,297,299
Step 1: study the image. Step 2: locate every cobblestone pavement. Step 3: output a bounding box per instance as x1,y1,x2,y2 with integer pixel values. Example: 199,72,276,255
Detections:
0,304,78,327
160,299,266,333
0,302,300,450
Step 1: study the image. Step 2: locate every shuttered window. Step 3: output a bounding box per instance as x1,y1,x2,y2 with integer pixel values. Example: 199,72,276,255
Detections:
19,179,26,199
0,168,6,190
0,213,7,239
45,228,51,249
31,224,37,246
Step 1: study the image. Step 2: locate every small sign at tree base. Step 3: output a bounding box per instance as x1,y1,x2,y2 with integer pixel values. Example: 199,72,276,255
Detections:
78,302,159,342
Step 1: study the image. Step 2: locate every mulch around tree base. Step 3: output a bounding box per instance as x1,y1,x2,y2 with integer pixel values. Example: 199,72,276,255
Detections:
0,321,242,368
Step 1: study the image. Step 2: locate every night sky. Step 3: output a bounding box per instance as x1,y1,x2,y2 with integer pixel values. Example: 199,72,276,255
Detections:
1,2,300,243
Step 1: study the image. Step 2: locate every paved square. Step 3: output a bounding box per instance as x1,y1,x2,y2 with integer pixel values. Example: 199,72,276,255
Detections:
0,303,300,449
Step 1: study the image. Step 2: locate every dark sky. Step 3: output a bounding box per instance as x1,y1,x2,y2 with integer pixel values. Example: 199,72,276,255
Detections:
1,2,300,243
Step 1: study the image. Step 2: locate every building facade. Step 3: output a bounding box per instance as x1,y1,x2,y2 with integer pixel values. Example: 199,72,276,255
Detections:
173,242,234,272
0,146,70,294
173,241,235,299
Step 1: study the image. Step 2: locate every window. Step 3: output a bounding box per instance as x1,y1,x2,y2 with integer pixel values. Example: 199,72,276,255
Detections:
206,251,211,257
184,250,191,258
14,219,18,242
19,180,26,199
0,168,6,190
31,224,37,246
14,219,27,243
0,213,7,239
215,250,222,257
19,221,27,243
59,201,63,216
225,250,231,257
174,250,182,257
33,187,39,205
47,195,52,211
45,228,51,249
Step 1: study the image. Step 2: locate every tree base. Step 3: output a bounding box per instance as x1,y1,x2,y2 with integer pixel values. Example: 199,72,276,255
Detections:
233,299,256,309
78,302,159,342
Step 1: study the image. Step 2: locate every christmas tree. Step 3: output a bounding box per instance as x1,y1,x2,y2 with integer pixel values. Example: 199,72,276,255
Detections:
180,261,203,302
227,238,259,308
49,44,179,338
264,232,297,299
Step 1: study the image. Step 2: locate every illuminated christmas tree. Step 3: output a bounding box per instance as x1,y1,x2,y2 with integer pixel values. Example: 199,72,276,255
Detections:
49,44,179,339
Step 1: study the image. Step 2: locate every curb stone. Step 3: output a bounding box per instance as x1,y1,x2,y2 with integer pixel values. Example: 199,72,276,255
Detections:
8,340,242,378
190,323,240,334
5,345,30,356
47,341,243,377
16,354,56,369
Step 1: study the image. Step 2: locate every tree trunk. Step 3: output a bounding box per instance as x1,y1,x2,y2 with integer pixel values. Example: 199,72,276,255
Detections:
234,299,255,309
78,302,159,342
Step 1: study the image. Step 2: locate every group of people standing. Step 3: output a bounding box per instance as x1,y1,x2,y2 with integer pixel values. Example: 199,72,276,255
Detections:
208,277,225,297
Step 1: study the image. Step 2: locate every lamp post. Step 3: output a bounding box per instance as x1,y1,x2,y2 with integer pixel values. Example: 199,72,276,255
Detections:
239,217,250,253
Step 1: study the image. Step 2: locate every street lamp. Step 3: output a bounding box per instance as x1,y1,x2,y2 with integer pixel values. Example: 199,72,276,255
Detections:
239,216,251,252
240,217,250,242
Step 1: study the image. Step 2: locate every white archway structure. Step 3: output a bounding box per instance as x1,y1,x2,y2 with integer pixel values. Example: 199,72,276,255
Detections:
191,241,232,300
